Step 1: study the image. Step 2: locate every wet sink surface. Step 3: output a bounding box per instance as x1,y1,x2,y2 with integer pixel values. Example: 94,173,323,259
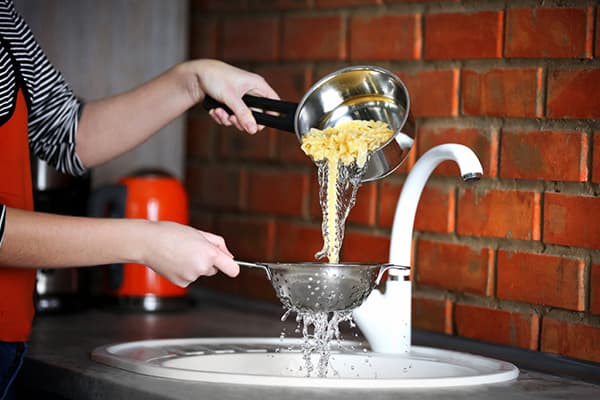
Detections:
92,337,519,388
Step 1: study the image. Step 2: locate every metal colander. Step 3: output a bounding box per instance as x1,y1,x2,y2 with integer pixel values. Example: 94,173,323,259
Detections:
237,261,408,313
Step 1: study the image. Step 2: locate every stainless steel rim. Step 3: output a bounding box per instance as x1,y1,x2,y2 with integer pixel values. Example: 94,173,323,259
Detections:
294,65,412,144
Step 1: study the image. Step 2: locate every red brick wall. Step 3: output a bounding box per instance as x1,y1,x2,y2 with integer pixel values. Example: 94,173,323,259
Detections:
186,0,600,364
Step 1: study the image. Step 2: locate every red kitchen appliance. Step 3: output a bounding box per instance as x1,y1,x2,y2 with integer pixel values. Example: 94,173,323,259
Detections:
88,169,190,311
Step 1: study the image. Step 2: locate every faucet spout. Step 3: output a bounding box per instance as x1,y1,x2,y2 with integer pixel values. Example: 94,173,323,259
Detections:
353,144,483,354
389,144,483,271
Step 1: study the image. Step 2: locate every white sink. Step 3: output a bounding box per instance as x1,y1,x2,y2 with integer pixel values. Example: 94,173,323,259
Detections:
92,337,519,388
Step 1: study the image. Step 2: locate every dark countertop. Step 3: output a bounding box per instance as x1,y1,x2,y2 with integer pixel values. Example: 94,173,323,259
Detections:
17,291,600,400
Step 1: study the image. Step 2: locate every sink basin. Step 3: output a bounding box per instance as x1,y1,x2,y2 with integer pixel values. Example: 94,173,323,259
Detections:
92,337,518,388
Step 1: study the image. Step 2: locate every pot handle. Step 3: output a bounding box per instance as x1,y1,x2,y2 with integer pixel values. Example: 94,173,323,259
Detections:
203,95,297,134
236,260,273,281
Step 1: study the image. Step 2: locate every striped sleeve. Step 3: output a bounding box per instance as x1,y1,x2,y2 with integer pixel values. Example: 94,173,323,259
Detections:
0,204,6,249
2,1,86,176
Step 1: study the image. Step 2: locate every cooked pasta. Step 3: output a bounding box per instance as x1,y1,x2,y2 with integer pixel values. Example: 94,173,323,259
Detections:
301,120,394,263
301,120,393,168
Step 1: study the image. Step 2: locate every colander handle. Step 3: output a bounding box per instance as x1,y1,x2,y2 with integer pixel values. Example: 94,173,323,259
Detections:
236,260,273,280
376,264,410,285
203,95,297,133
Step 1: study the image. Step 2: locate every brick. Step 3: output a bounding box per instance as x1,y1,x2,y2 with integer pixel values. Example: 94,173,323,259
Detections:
349,181,378,226
379,179,454,231
317,0,382,7
424,11,503,60
236,268,280,303
497,250,585,311
412,296,452,334
386,0,459,3
309,176,377,226
214,216,275,261
219,126,274,161
200,267,278,304
541,318,600,363
378,180,401,228
543,192,600,249
350,15,418,61
276,222,325,262
246,170,309,216
457,188,540,240
415,240,491,295
249,0,310,9
195,166,242,210
282,16,345,60
185,164,203,201
597,8,600,57
591,264,600,315
414,184,454,233
416,125,496,177
462,68,540,117
191,0,247,12
455,304,539,350
189,19,217,59
222,16,279,62
278,131,313,165
341,230,390,263
505,8,587,58
397,69,459,117
547,69,600,119
500,130,587,182
186,114,214,160
189,211,215,233
253,65,311,102
314,64,345,79
593,133,600,183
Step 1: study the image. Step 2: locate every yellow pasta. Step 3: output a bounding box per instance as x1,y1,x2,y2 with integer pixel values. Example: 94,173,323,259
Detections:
301,120,394,263
301,120,393,168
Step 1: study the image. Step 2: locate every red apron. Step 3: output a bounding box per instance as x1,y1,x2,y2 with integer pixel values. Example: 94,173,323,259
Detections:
0,89,35,341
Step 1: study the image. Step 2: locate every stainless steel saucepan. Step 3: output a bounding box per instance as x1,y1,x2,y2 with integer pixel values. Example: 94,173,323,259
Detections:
237,261,408,313
203,65,415,182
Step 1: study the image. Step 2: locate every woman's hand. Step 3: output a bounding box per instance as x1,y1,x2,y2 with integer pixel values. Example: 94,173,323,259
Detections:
0,209,238,288
184,59,280,134
141,220,240,287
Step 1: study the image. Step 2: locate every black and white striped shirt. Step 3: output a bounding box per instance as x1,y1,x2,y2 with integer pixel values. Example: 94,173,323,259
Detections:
0,0,84,246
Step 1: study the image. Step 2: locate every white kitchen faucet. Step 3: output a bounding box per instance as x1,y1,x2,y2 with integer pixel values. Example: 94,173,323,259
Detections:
353,143,483,353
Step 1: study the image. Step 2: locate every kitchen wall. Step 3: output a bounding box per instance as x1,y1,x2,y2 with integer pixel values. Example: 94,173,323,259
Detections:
15,0,188,186
186,0,600,364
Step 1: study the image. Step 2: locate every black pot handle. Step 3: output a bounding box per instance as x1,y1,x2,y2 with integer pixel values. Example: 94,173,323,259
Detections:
202,94,297,134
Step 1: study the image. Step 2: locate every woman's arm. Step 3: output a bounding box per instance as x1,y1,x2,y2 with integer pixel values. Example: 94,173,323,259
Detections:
75,59,279,168
0,207,239,287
